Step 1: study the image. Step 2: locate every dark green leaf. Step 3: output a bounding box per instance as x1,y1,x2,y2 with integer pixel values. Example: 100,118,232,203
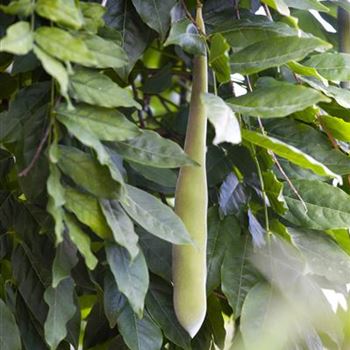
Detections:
0,298,21,350
106,243,149,317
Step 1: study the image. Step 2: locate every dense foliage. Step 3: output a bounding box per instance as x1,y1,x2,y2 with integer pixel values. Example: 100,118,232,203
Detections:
1,0,350,349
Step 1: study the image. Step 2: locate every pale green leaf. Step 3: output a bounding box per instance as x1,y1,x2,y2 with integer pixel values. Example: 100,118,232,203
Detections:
287,60,328,86
121,184,192,245
34,27,95,66
64,213,98,270
0,0,34,16
202,93,241,145
35,0,84,30
44,278,76,350
56,103,141,142
284,0,329,11
64,188,112,240
80,2,106,33
209,33,230,83
33,45,69,99
261,0,290,16
319,115,350,142
112,130,196,168
69,68,140,109
0,21,33,55
226,82,330,118
106,243,149,317
0,299,21,350
242,129,341,181
230,36,331,75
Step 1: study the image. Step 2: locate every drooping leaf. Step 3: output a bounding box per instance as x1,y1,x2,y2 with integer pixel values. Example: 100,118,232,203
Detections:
69,68,140,108
207,207,241,293
131,0,176,40
283,179,350,230
56,103,141,142
287,60,328,86
64,213,98,270
202,93,241,145
164,18,206,55
0,21,33,55
64,188,112,240
44,277,76,350
146,277,191,349
33,45,69,100
106,243,149,317
100,199,139,260
226,81,330,118
57,145,123,199
112,130,196,168
242,129,341,181
0,298,21,350
230,36,331,75
34,27,95,66
35,0,84,30
121,184,192,245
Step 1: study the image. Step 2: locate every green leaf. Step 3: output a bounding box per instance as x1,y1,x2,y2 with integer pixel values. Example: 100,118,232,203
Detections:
0,298,21,350
226,81,330,118
287,60,328,86
221,234,258,318
34,27,95,66
131,0,176,41
202,93,241,145
106,243,149,317
264,118,350,176
213,18,300,53
305,52,350,81
112,130,196,168
0,0,34,16
57,145,123,199
262,170,287,214
44,277,76,350
52,237,78,288
207,295,226,349
64,213,98,270
0,21,33,55
261,0,290,16
242,129,341,181
209,33,230,83
56,103,141,142
289,227,350,286
82,34,128,69
69,68,140,109
146,278,191,349
80,2,106,34
100,200,139,260
35,0,84,30
207,208,241,293
121,185,192,245
47,163,65,244
56,107,128,188
283,179,350,230
116,293,163,350
230,36,331,75
64,188,112,240
33,45,69,100
164,18,206,55
284,0,329,11
319,115,350,142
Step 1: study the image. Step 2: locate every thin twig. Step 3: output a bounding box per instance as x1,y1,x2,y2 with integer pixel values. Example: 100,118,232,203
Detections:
263,4,273,20
180,0,206,36
131,82,146,128
19,125,51,177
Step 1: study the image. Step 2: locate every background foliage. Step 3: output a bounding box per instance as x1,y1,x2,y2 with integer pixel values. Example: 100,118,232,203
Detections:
1,0,350,349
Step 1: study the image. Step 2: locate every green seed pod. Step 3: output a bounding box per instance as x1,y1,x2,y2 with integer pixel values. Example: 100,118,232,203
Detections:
173,3,208,338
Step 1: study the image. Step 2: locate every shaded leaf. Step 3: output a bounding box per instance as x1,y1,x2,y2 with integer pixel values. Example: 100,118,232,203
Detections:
0,0,34,16
0,298,21,350
106,243,149,317
209,33,230,83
